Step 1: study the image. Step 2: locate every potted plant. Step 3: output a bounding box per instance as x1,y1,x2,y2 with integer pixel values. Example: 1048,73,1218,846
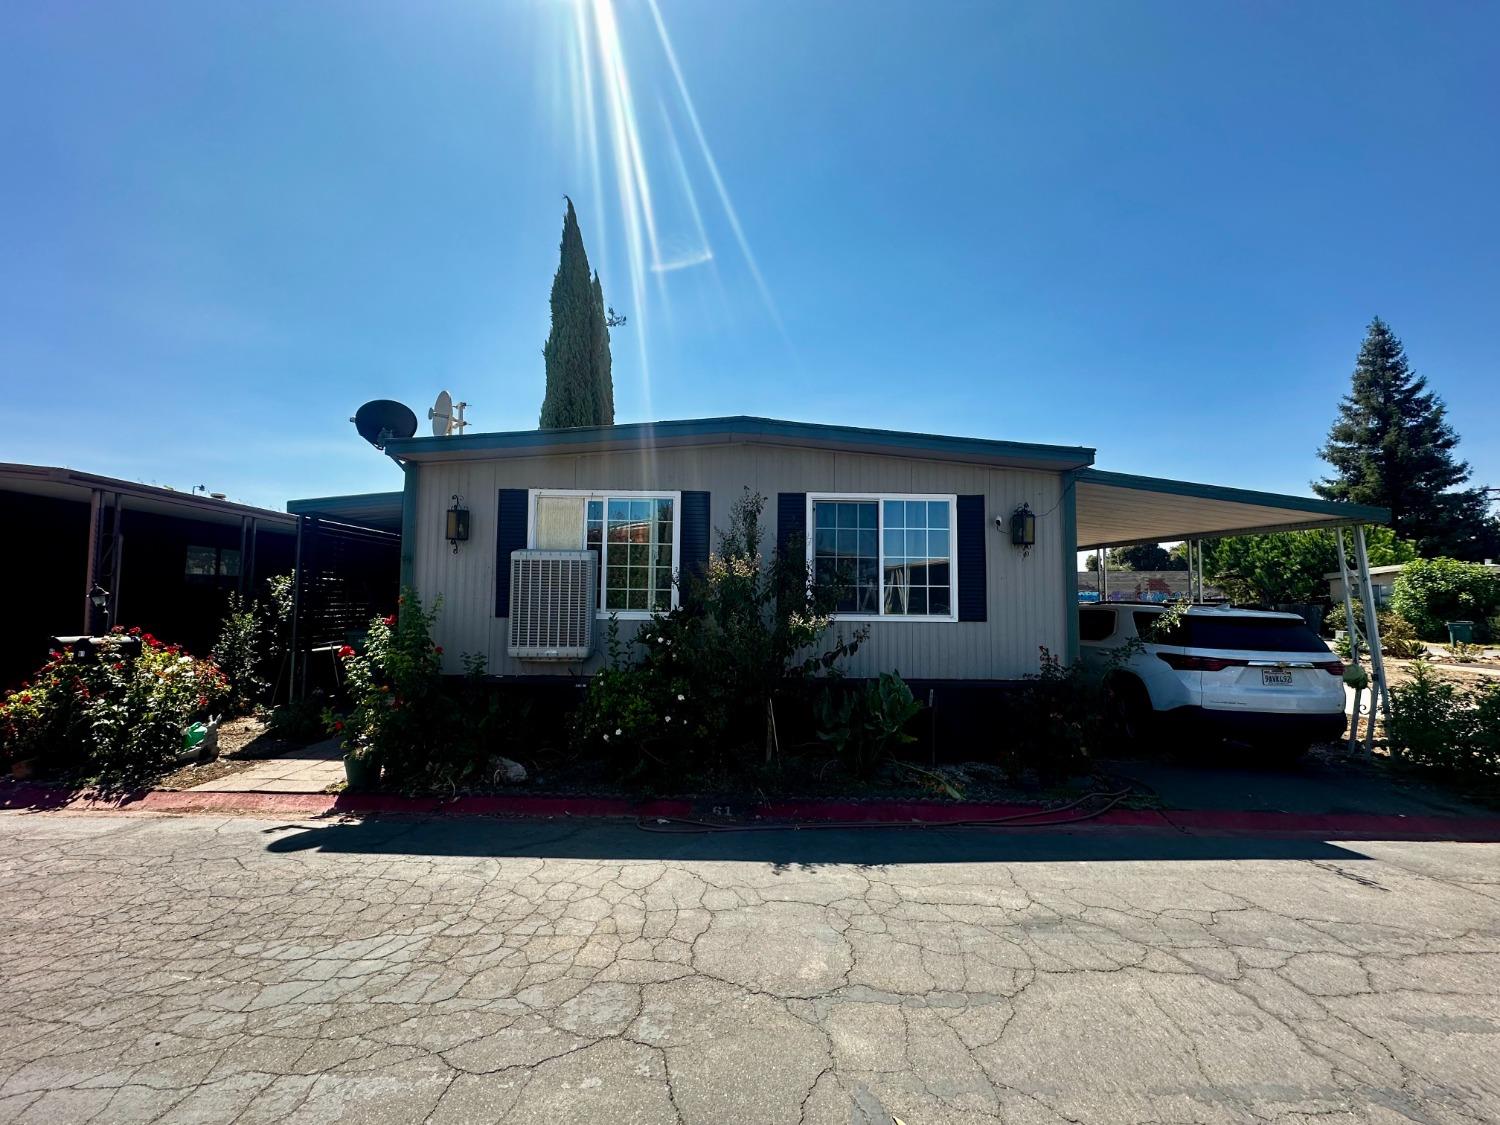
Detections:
343,742,380,791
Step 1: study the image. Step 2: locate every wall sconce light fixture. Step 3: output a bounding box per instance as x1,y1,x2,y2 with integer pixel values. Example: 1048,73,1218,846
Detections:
446,495,470,553
1009,503,1036,551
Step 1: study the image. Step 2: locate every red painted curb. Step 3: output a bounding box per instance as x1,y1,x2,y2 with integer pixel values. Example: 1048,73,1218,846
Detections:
6,783,1500,841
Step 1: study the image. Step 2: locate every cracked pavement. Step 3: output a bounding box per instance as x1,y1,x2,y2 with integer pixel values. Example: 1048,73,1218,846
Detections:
0,813,1496,1123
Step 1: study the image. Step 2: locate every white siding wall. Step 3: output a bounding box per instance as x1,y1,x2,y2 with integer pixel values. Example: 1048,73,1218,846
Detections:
410,443,1067,681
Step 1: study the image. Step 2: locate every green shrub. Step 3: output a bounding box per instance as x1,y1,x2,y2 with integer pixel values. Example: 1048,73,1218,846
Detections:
575,489,866,782
265,695,329,744
815,672,924,779
0,630,231,790
336,590,455,787
1000,648,1105,784
1390,558,1500,640
211,594,266,714
1386,661,1500,782
1378,613,1428,659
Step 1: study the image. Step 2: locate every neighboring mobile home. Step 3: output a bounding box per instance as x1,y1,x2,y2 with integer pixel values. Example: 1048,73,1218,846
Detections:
368,416,1387,721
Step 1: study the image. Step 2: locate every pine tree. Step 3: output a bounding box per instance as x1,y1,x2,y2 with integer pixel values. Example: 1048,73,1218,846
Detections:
539,199,616,429
591,272,614,426
1315,317,1493,558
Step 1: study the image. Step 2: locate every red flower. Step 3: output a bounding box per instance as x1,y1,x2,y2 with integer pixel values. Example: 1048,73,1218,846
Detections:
197,694,208,709
128,626,142,636
383,614,397,627
18,693,29,704
433,645,443,655
332,720,344,732
143,633,157,646
338,645,356,659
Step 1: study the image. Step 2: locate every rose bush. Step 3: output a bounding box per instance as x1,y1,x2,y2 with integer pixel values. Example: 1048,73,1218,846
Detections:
0,628,230,790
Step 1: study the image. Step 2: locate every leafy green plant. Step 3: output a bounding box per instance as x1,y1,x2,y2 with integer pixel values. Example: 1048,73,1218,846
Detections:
815,672,924,778
1378,612,1427,659
1390,558,1500,640
1386,661,1500,782
1199,527,1415,606
0,630,230,790
575,489,866,781
211,594,266,714
336,590,454,787
1000,647,1103,784
1449,640,1483,664
265,695,328,744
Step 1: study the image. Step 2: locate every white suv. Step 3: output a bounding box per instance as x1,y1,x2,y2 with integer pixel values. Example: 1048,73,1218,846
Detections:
1078,603,1347,757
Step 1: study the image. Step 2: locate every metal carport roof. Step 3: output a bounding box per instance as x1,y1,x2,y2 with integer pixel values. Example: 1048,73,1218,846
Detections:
1075,468,1389,549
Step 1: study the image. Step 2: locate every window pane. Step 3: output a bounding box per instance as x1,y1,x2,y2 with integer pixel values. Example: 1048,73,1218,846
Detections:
883,500,904,528
606,566,627,590
883,529,903,557
536,496,586,549
837,503,859,528
185,545,216,577
884,583,907,615
929,586,951,616
652,586,671,612
858,503,877,529
906,530,926,557
857,529,877,557
605,588,627,610
908,587,928,615
928,530,949,558
627,588,647,611
627,544,648,567
219,549,241,577
929,561,951,586
837,529,858,556
815,528,836,555
905,501,927,529
815,502,836,529
587,500,603,521
607,499,630,523
928,500,949,530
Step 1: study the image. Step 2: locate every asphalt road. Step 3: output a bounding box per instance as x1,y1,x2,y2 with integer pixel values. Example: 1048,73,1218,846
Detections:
0,813,1496,1124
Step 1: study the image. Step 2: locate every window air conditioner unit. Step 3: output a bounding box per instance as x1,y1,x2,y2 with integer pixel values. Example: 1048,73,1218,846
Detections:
508,550,597,660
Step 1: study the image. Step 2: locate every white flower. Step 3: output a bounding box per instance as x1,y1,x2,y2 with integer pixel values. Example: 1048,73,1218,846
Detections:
676,694,685,702
603,733,610,742
655,636,663,644
665,715,672,723
178,656,192,664
615,728,622,736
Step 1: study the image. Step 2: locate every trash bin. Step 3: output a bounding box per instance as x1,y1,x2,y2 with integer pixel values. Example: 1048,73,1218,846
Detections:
1447,620,1474,645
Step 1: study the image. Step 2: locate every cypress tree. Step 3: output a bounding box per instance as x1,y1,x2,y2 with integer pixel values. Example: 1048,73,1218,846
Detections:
1314,317,1493,557
592,272,615,426
540,199,614,429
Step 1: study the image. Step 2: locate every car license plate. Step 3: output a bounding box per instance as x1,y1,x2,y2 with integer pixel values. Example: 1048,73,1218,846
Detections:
1261,669,1294,687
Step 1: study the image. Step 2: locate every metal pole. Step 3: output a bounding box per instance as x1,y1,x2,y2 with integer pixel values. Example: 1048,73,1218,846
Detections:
1196,540,1205,603
1352,525,1389,751
288,516,304,702
107,494,124,629
1100,547,1109,603
1334,527,1363,749
83,488,102,634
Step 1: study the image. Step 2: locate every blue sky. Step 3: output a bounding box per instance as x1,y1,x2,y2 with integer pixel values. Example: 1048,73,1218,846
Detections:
2,1,1496,512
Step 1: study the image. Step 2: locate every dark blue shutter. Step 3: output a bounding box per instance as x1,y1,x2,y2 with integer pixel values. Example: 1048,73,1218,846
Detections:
956,494,986,622
494,488,528,616
777,492,807,557
679,491,711,604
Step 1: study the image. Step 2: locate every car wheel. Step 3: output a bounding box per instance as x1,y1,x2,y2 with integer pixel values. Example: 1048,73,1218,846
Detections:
1105,676,1153,747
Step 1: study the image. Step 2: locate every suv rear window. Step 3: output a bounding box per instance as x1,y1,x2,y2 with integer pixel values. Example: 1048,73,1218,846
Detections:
1141,613,1328,653
1079,608,1115,641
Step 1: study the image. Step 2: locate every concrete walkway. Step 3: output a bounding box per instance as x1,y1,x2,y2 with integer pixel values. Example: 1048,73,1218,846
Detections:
188,737,344,793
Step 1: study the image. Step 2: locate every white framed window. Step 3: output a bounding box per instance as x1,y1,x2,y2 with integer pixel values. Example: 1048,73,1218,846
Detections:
529,490,680,616
807,494,957,621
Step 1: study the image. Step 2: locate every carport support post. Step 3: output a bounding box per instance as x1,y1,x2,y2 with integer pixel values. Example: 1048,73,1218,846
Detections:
1352,525,1390,750
1334,528,1364,750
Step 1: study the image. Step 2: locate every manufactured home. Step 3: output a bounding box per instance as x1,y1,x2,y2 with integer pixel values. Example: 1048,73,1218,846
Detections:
341,416,1387,717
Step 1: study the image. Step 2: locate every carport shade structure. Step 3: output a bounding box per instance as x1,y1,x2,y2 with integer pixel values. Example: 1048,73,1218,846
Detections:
1072,467,1392,749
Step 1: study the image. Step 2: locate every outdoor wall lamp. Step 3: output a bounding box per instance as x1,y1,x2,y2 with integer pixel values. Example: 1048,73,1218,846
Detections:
1009,503,1036,549
446,495,470,553
89,583,111,610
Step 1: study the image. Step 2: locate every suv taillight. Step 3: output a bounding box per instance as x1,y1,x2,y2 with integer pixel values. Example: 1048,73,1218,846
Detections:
1316,660,1345,676
1156,653,1248,672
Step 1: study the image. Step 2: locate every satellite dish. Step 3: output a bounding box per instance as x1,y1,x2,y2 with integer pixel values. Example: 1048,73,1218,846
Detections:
351,400,418,450
429,390,453,437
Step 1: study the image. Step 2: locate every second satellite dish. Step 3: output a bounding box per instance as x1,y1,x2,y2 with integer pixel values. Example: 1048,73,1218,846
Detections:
351,400,419,450
429,390,453,437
